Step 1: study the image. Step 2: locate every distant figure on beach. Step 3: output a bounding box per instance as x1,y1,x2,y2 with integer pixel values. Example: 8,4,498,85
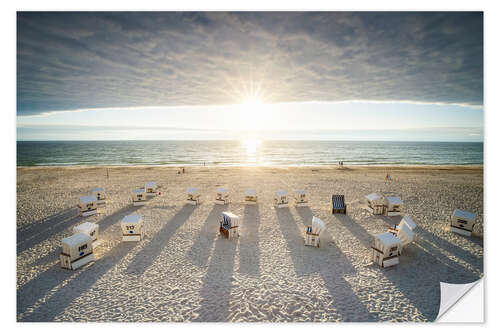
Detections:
386,173,392,181
182,167,185,174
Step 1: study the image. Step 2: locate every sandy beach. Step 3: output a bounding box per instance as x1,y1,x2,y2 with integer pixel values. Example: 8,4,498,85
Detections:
16,165,484,322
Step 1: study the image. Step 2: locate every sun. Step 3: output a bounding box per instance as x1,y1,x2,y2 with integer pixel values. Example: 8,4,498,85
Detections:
237,98,268,131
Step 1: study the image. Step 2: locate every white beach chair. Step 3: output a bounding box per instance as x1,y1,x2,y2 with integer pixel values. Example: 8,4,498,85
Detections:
305,216,326,247
73,222,100,248
383,196,403,216
244,189,257,205
77,195,98,217
365,193,384,215
274,190,289,208
450,209,476,237
91,187,106,205
219,211,240,240
294,189,308,207
187,187,200,205
132,188,147,206
388,215,417,234
60,233,94,270
372,232,402,268
121,215,144,242
145,181,157,197
215,187,229,205
396,223,414,249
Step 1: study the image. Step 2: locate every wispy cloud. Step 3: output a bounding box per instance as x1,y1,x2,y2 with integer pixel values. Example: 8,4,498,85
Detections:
17,12,483,116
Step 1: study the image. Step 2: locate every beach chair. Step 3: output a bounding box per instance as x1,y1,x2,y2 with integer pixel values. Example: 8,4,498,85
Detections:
294,189,308,207
450,209,476,237
121,215,144,242
73,222,100,248
274,190,289,208
60,233,94,270
91,187,106,205
395,222,414,251
305,216,325,247
365,193,384,215
145,181,157,197
383,196,403,216
332,194,347,214
219,211,240,240
215,187,229,205
77,195,98,217
187,187,200,205
132,188,146,206
388,215,417,234
372,232,401,268
244,189,257,205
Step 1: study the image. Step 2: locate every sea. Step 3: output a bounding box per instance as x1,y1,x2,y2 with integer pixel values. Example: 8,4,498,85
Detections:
16,141,483,167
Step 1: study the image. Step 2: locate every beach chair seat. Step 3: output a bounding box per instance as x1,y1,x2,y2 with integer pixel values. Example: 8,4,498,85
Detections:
294,189,308,207
132,188,147,206
77,195,98,216
274,190,289,208
215,187,229,205
219,211,240,240
450,209,476,237
60,233,94,270
244,189,257,205
332,194,346,214
121,215,144,242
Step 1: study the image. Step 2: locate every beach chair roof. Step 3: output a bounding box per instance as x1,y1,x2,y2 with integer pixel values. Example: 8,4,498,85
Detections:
311,216,326,235
62,232,92,247
375,232,402,247
452,209,476,221
216,187,227,193
366,193,381,202
91,187,104,192
400,215,417,231
187,187,198,194
121,214,142,224
145,181,156,188
80,195,97,204
245,189,257,196
385,196,403,205
295,189,306,195
397,222,414,247
132,188,145,193
222,211,239,220
275,190,288,197
73,222,98,233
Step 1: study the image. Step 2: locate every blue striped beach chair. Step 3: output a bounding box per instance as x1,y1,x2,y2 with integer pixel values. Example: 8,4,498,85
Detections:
332,194,346,214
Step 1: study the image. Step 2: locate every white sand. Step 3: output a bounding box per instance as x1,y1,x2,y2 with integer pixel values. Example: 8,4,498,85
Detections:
16,166,483,322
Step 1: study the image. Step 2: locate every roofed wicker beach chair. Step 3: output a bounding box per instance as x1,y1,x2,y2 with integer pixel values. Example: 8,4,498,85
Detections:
388,215,417,234
383,196,403,216
73,222,100,247
450,209,476,237
305,216,325,247
215,187,229,205
244,189,257,205
274,190,289,208
91,187,106,205
332,194,346,214
371,232,402,268
219,211,240,240
186,187,200,205
77,195,98,217
121,214,144,242
132,188,146,206
145,181,157,197
294,189,308,207
60,233,94,270
365,192,384,215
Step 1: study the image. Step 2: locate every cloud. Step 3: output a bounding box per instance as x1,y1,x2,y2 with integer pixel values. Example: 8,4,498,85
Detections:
17,12,483,116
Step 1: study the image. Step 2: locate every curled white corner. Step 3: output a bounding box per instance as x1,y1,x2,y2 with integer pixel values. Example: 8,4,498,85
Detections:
436,278,483,322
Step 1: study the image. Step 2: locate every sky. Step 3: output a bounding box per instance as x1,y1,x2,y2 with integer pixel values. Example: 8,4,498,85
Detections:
16,12,483,141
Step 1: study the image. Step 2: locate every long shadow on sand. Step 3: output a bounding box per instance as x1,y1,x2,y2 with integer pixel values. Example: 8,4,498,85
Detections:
187,204,226,268
29,204,142,267
17,208,83,254
195,233,238,321
336,214,481,321
125,204,196,276
238,205,261,277
277,207,376,322
18,242,139,321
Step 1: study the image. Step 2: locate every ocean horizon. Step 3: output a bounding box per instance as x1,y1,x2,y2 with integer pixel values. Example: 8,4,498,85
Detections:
16,140,483,167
